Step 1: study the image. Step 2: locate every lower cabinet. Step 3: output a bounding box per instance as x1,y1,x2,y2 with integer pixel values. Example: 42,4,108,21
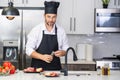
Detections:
61,64,96,71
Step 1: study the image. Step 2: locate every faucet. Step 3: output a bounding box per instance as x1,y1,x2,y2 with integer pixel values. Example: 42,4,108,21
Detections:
61,47,78,76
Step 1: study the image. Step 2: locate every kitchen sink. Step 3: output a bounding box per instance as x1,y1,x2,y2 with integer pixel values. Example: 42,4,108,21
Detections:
59,71,92,76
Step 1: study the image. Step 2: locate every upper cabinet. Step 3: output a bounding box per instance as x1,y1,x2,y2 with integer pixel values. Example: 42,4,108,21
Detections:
0,0,45,7
0,0,22,7
57,0,94,34
23,0,44,7
95,0,120,8
109,0,120,8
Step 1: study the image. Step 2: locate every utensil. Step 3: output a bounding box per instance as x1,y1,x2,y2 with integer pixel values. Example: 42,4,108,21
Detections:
51,51,54,56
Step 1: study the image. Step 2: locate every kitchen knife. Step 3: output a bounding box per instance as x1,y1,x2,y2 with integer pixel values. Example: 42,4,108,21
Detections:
51,51,54,56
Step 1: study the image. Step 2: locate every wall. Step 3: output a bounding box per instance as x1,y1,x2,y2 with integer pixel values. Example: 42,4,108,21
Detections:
67,33,120,59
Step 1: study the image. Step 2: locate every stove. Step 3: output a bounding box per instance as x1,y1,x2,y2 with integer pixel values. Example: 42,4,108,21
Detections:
96,57,120,70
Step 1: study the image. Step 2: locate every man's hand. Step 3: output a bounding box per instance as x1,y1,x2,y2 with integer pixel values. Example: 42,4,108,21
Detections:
41,54,53,63
54,50,66,57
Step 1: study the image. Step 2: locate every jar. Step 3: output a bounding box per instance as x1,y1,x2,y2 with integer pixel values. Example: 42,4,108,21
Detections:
102,63,110,75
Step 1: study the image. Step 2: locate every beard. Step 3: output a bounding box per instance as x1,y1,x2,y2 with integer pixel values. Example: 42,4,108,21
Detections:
45,19,55,27
46,22,55,27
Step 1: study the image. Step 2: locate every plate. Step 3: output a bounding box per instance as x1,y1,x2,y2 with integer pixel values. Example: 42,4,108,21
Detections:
44,72,59,77
23,67,43,73
23,71,41,73
45,75,59,77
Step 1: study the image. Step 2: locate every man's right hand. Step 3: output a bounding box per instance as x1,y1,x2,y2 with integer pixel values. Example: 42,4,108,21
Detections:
30,51,53,63
41,54,53,63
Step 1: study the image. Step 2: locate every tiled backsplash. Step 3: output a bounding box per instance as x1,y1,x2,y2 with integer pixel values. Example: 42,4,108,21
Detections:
67,33,120,59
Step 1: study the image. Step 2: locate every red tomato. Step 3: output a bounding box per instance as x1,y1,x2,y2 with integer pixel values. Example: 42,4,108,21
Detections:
4,66,10,71
2,69,7,74
0,67,2,72
3,61,12,68
10,65,16,70
10,69,15,74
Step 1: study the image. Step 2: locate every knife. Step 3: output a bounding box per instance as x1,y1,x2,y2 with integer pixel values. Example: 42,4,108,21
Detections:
51,51,54,56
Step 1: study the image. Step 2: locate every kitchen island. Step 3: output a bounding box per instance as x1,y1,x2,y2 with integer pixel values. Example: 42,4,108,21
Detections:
0,70,120,80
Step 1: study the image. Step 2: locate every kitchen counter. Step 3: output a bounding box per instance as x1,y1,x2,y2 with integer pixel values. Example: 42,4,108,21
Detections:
0,70,120,80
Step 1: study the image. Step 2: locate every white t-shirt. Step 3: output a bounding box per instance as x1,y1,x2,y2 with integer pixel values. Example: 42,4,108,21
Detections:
26,22,69,56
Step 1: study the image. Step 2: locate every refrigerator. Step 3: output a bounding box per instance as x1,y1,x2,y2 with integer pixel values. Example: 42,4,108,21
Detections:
0,9,44,70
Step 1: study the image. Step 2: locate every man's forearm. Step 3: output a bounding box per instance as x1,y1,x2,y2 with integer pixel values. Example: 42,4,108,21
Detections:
30,51,43,60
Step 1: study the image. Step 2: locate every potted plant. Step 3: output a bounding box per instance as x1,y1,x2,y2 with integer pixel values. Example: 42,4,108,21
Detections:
102,0,110,8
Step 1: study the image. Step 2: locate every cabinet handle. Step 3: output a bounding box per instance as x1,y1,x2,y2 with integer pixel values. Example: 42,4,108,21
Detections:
74,18,76,31
8,0,10,2
70,17,72,31
22,0,24,4
26,0,28,4
118,0,120,6
114,0,117,5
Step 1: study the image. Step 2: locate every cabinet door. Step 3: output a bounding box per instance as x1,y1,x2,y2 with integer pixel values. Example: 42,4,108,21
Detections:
108,0,118,8
0,0,23,7
58,0,94,34
57,0,73,34
74,0,94,34
24,0,45,7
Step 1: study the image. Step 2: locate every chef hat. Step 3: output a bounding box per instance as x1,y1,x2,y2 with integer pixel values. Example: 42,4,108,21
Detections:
44,1,60,14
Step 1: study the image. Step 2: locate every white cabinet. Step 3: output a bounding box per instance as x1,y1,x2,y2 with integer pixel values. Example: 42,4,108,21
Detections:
109,0,120,8
0,0,45,7
0,0,23,7
95,0,120,8
57,0,94,34
23,0,45,7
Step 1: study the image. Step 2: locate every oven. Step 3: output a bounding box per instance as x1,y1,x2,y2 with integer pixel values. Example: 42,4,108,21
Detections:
95,9,120,32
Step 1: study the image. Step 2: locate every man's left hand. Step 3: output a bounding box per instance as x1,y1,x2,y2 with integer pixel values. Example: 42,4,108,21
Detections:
54,50,66,57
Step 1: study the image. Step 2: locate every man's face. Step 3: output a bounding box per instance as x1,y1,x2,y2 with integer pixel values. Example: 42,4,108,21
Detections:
44,14,57,27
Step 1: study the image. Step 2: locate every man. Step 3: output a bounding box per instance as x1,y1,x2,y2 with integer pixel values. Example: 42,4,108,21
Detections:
25,1,69,70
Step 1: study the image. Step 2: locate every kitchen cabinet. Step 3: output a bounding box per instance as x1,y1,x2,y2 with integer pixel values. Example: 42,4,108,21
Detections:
57,0,94,34
22,0,45,7
95,0,120,8
0,0,45,7
0,0,23,7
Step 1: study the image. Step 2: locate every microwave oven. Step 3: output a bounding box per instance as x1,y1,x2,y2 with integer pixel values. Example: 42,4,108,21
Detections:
95,9,120,32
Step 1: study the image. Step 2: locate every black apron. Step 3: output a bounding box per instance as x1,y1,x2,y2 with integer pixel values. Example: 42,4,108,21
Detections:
31,26,61,70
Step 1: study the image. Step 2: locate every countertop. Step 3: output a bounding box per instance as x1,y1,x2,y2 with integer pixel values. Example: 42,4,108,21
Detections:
0,70,120,80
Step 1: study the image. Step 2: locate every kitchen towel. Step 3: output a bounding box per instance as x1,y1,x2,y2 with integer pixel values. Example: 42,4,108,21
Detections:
76,44,86,60
76,43,93,61
86,44,93,61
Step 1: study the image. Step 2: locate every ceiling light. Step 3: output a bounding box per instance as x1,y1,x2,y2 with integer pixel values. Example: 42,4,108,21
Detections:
1,1,19,20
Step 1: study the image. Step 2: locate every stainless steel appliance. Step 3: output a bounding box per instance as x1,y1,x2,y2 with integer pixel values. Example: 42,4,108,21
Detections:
96,58,120,70
0,8,44,69
3,40,19,68
95,9,120,32
3,40,18,61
